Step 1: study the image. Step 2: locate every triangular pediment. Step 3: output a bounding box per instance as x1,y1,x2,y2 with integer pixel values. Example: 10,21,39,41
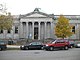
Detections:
20,8,50,18
26,13,48,17
20,12,49,18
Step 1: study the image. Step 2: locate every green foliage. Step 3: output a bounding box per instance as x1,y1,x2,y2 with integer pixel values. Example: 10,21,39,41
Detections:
0,13,13,30
55,15,73,39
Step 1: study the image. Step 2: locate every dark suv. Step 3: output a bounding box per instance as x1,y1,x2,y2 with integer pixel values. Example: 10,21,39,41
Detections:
0,40,7,51
43,39,69,51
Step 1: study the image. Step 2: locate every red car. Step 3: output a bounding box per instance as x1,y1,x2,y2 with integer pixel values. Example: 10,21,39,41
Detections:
43,39,69,51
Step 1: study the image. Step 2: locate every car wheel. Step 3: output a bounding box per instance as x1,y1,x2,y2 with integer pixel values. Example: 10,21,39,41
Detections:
70,46,73,48
25,47,28,50
64,46,68,50
49,47,54,51
41,47,44,50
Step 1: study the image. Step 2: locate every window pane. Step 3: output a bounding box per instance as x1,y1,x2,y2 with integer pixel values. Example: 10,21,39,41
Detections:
0,30,3,34
7,30,11,33
15,26,18,33
72,26,75,33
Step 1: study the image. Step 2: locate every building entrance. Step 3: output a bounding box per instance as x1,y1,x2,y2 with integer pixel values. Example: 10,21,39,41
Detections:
34,27,38,39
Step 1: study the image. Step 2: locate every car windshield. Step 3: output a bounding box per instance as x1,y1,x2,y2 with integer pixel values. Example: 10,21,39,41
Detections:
49,40,56,44
29,42,42,45
0,41,6,44
29,42,36,45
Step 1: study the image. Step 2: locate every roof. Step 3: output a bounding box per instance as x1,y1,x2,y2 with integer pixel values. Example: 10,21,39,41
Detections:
12,8,80,20
19,8,51,18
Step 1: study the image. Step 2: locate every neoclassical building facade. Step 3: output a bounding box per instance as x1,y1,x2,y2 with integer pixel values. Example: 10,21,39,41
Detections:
0,8,80,40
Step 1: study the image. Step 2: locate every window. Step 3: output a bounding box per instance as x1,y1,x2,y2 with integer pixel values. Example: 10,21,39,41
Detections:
7,29,11,33
72,26,75,33
15,26,18,33
0,29,3,34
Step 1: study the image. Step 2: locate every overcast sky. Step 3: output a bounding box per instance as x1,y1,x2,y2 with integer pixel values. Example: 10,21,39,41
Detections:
0,0,80,15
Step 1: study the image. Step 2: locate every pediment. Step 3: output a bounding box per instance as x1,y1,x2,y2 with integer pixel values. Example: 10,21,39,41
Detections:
20,11,49,18
27,13,47,17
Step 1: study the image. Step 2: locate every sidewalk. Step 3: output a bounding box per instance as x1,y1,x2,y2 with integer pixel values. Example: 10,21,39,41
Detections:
7,45,20,48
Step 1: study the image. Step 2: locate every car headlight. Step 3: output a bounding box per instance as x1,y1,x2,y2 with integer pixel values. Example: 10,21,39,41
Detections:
46,45,48,46
21,45,24,47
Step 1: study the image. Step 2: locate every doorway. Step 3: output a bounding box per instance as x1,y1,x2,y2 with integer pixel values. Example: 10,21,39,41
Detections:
34,27,38,39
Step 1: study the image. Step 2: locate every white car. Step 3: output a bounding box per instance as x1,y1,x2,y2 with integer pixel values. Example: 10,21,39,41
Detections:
75,42,80,48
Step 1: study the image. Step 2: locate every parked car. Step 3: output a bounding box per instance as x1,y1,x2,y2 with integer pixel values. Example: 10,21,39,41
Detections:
68,40,75,48
74,42,80,48
0,40,7,51
20,42,44,50
43,39,69,51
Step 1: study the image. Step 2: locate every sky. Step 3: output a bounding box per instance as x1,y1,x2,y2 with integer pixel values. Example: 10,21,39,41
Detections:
0,0,80,15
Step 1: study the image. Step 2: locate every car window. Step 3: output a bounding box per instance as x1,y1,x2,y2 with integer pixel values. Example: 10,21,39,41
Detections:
50,40,56,44
59,40,65,43
29,42,37,45
0,41,6,44
36,42,42,45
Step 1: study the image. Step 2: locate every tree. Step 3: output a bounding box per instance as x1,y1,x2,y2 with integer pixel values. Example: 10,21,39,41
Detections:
55,15,73,39
0,13,13,30
0,12,13,39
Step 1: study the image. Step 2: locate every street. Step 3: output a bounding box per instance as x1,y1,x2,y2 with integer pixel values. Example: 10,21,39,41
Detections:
0,48,80,60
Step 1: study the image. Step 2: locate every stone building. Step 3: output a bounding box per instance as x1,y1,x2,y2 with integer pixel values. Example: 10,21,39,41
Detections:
0,8,80,40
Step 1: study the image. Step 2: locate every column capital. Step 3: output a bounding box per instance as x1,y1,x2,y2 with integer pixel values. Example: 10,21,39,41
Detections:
26,21,28,23
32,21,35,23
51,22,54,23
44,22,47,23
38,22,41,24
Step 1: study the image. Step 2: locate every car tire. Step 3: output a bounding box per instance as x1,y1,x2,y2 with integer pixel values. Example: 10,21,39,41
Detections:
70,46,73,48
49,47,54,51
64,46,68,50
41,47,44,50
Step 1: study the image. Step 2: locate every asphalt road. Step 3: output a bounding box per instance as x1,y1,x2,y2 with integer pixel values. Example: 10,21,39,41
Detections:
0,48,80,60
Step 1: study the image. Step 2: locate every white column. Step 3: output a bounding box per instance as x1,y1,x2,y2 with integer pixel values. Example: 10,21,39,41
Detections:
76,24,79,39
76,23,79,29
20,22,23,38
51,22,53,38
32,22,34,40
3,30,7,39
11,25,14,39
38,22,40,40
45,22,46,39
26,22,28,39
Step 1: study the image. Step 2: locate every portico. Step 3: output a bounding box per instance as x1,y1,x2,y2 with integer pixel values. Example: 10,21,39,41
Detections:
20,21,52,40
